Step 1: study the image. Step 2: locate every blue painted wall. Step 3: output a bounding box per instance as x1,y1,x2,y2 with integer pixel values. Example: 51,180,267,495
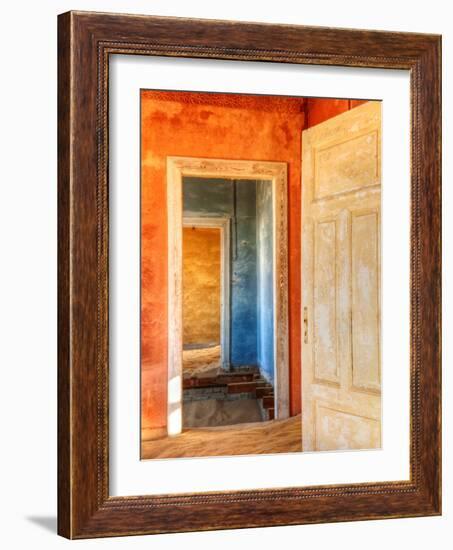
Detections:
256,181,275,383
183,177,258,366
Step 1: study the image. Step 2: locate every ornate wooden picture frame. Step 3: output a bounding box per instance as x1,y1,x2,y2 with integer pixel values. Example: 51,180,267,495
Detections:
58,11,441,539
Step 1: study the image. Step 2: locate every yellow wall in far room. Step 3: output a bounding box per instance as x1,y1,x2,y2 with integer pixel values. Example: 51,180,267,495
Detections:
183,227,221,346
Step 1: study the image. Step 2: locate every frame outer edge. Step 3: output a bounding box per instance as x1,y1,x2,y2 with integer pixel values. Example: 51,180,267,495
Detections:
421,35,442,514
409,36,442,515
437,35,442,515
57,11,73,540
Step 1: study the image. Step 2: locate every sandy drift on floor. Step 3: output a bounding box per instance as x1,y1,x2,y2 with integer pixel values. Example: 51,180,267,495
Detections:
141,414,302,459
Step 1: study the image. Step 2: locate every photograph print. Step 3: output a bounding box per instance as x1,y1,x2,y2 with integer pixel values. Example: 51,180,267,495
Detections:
140,89,381,460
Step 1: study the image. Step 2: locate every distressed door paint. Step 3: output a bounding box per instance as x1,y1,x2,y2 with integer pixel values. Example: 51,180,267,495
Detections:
301,101,381,451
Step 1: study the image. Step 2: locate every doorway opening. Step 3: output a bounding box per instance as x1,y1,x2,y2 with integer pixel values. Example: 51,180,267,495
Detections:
182,225,222,379
182,217,230,376
181,181,274,428
167,157,289,435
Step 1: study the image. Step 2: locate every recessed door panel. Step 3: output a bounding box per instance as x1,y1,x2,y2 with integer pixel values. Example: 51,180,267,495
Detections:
313,220,339,384
351,211,381,392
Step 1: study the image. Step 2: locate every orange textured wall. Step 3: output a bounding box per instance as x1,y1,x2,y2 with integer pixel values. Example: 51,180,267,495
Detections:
141,91,305,430
183,227,221,346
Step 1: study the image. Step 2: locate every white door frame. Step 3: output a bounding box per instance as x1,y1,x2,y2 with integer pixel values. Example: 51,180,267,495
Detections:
182,216,231,369
167,156,289,435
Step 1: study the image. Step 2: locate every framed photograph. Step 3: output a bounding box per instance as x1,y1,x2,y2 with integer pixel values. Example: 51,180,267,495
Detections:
58,11,441,538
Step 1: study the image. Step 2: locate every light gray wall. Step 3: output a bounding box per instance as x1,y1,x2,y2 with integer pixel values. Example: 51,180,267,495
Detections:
256,180,275,383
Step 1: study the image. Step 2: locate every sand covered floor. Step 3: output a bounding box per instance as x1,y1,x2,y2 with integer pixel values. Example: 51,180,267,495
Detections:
183,345,221,377
183,398,262,428
141,414,302,459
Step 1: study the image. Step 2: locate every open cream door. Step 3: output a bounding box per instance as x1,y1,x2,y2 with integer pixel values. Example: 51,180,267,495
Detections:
301,101,381,452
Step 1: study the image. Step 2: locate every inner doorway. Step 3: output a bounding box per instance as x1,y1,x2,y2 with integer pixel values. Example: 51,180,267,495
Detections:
182,217,230,375
183,226,222,377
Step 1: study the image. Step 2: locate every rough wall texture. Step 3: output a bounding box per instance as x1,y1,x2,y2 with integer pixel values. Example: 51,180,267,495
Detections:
229,181,258,366
184,177,258,366
256,180,275,383
141,91,304,430
183,227,221,346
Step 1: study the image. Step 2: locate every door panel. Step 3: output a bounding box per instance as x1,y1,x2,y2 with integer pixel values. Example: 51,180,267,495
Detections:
351,210,381,392
315,403,381,452
313,218,339,385
314,129,380,199
302,101,381,452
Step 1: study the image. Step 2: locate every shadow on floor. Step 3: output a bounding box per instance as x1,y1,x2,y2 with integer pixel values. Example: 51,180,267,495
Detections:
26,516,57,534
